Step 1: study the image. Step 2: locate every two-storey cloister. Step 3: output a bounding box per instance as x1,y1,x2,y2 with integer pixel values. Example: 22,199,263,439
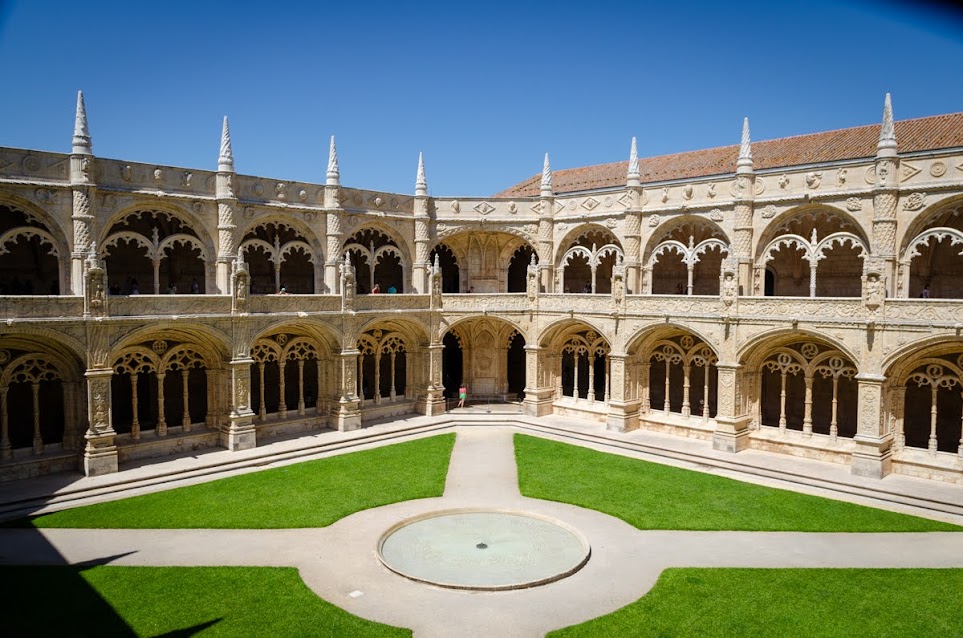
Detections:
0,93,962,487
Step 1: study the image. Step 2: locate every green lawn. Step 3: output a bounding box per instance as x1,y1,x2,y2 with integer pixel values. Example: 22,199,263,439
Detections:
25,433,454,529
515,434,959,531
551,568,963,637
2,565,409,637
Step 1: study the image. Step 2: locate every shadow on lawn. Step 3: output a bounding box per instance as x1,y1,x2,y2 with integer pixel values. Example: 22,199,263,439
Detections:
1,538,139,636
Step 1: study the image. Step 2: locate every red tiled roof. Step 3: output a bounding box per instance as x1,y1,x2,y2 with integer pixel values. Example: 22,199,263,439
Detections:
494,112,963,198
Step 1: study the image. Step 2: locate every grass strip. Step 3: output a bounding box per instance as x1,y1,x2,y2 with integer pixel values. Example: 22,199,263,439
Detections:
515,434,959,531
550,568,963,637
2,565,409,637
26,433,454,529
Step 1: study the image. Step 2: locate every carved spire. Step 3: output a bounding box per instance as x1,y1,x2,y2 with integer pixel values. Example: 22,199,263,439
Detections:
326,135,340,186
736,117,753,174
877,92,897,158
627,137,640,186
540,153,553,196
218,116,234,172
416,152,428,196
72,90,92,155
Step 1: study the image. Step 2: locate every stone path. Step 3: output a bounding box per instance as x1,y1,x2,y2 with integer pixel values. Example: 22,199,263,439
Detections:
2,427,963,637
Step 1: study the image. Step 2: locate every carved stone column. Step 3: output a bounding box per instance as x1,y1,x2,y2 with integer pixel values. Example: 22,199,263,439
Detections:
851,373,892,479
82,368,118,476
420,343,445,416
712,362,751,452
522,345,554,416
606,354,640,432
70,92,96,296
334,349,362,431
624,200,642,295
221,357,256,451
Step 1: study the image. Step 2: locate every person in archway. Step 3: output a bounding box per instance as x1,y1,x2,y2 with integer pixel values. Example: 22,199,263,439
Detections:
920,284,931,299
387,284,397,294
371,283,381,294
458,385,467,408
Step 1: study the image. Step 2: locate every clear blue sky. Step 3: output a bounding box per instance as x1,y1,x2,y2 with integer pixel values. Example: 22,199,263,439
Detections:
1,1,962,196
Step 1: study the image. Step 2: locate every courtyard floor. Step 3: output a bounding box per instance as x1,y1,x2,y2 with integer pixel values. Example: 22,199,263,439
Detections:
1,416,963,636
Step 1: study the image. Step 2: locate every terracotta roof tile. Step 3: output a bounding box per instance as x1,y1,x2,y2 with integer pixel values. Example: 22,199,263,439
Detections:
494,112,963,198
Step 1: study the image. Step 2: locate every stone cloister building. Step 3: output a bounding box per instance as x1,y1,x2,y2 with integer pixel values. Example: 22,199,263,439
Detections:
1,92,963,485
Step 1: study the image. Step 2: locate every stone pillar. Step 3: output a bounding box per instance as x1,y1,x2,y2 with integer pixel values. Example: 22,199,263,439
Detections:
606,354,640,432
712,362,751,452
873,94,901,296
334,349,362,430
412,188,431,293
70,92,95,296
851,373,892,479
215,198,237,294
733,196,754,295
82,368,118,476
322,181,343,294
522,345,554,416
624,203,642,295
421,343,445,416
222,357,256,451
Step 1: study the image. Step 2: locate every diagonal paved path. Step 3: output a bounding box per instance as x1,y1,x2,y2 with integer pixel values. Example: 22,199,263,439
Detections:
1,427,963,637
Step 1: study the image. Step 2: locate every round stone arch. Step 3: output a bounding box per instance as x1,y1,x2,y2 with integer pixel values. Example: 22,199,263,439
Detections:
109,323,232,369
99,202,216,295
737,328,861,438
440,315,529,400
880,337,963,455
755,203,870,258
641,215,730,296
238,216,323,294
737,327,858,371
354,317,430,404
343,223,413,294
248,319,342,356
554,223,623,266
0,191,71,252
624,323,721,420
99,201,216,259
537,318,613,403
895,194,963,299
108,323,231,437
0,329,89,454
0,193,71,295
624,322,721,361
754,204,869,298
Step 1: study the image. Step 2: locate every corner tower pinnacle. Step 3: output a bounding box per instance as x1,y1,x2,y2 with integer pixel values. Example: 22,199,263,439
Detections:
72,91,92,155
540,153,553,196
627,137,640,186
416,152,428,197
736,117,753,174
218,116,234,172
327,136,340,186
877,92,897,158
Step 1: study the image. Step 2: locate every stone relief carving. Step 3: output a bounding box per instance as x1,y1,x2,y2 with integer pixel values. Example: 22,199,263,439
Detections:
836,169,847,187
846,197,862,212
930,162,946,177
451,200,460,214
649,214,661,227
760,205,776,219
778,174,790,189
805,172,822,189
902,192,925,211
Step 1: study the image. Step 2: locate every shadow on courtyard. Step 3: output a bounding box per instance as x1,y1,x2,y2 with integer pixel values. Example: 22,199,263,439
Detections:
0,534,223,636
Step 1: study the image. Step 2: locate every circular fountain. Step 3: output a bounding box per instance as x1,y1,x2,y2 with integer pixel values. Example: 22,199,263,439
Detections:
377,508,591,591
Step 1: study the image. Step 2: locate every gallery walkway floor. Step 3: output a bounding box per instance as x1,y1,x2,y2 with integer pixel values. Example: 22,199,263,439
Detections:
1,415,963,637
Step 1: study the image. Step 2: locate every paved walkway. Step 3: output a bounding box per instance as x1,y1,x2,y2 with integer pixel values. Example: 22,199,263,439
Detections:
2,427,963,637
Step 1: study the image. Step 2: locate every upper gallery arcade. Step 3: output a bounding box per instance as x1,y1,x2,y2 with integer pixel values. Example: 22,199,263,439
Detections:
1,91,963,486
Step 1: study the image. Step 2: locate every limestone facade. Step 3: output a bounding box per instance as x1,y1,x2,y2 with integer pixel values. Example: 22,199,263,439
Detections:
1,92,963,484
